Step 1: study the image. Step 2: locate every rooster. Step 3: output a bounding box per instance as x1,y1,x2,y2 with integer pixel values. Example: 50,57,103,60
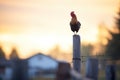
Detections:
70,11,81,34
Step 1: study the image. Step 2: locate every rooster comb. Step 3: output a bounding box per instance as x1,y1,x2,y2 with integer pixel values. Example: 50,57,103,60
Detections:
70,11,74,16
70,11,76,17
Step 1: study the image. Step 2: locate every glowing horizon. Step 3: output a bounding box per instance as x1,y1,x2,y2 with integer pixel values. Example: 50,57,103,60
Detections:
0,0,119,58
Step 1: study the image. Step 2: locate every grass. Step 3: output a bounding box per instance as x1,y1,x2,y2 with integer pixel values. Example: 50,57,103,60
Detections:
31,77,54,80
98,69,106,80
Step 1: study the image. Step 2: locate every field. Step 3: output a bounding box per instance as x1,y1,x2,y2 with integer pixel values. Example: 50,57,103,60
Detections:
31,77,54,80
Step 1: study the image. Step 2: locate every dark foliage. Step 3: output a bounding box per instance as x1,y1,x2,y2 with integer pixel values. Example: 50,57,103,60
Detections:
105,8,120,60
0,47,5,59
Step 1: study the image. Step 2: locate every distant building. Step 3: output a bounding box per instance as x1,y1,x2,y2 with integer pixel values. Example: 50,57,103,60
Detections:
27,53,58,78
0,53,59,80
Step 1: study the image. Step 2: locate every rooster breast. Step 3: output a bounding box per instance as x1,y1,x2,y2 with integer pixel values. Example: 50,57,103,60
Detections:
70,21,81,33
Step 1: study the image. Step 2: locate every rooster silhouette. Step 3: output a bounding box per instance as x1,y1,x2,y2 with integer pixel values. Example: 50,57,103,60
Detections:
70,11,81,34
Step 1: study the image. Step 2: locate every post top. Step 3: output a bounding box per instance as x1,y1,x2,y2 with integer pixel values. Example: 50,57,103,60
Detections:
73,34,80,37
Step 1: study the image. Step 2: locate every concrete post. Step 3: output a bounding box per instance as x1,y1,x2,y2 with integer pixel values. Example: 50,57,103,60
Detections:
105,64,116,80
72,35,81,80
85,57,99,80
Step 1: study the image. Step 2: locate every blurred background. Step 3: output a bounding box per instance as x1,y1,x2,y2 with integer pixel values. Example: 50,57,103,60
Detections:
0,0,120,80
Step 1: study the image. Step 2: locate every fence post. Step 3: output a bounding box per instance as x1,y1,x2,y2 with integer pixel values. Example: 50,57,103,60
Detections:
85,57,99,80
73,35,81,80
55,62,71,80
11,59,28,80
105,64,116,80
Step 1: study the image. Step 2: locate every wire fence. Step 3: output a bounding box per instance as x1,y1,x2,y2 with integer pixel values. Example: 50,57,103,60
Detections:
76,55,120,63
56,57,118,80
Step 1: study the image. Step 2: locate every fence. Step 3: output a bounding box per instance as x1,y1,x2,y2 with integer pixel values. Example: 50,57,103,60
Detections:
55,61,91,80
56,59,117,80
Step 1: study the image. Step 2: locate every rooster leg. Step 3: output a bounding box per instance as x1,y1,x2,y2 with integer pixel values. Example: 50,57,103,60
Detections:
74,32,76,35
74,31,77,35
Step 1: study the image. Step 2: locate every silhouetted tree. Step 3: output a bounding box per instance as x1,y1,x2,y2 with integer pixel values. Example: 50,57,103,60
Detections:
105,8,120,60
81,44,94,63
48,45,72,62
115,8,120,33
9,48,19,59
10,48,28,80
0,46,5,59
96,23,110,55
81,44,93,56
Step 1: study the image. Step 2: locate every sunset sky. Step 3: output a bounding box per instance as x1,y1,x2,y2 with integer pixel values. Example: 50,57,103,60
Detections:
0,0,119,58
